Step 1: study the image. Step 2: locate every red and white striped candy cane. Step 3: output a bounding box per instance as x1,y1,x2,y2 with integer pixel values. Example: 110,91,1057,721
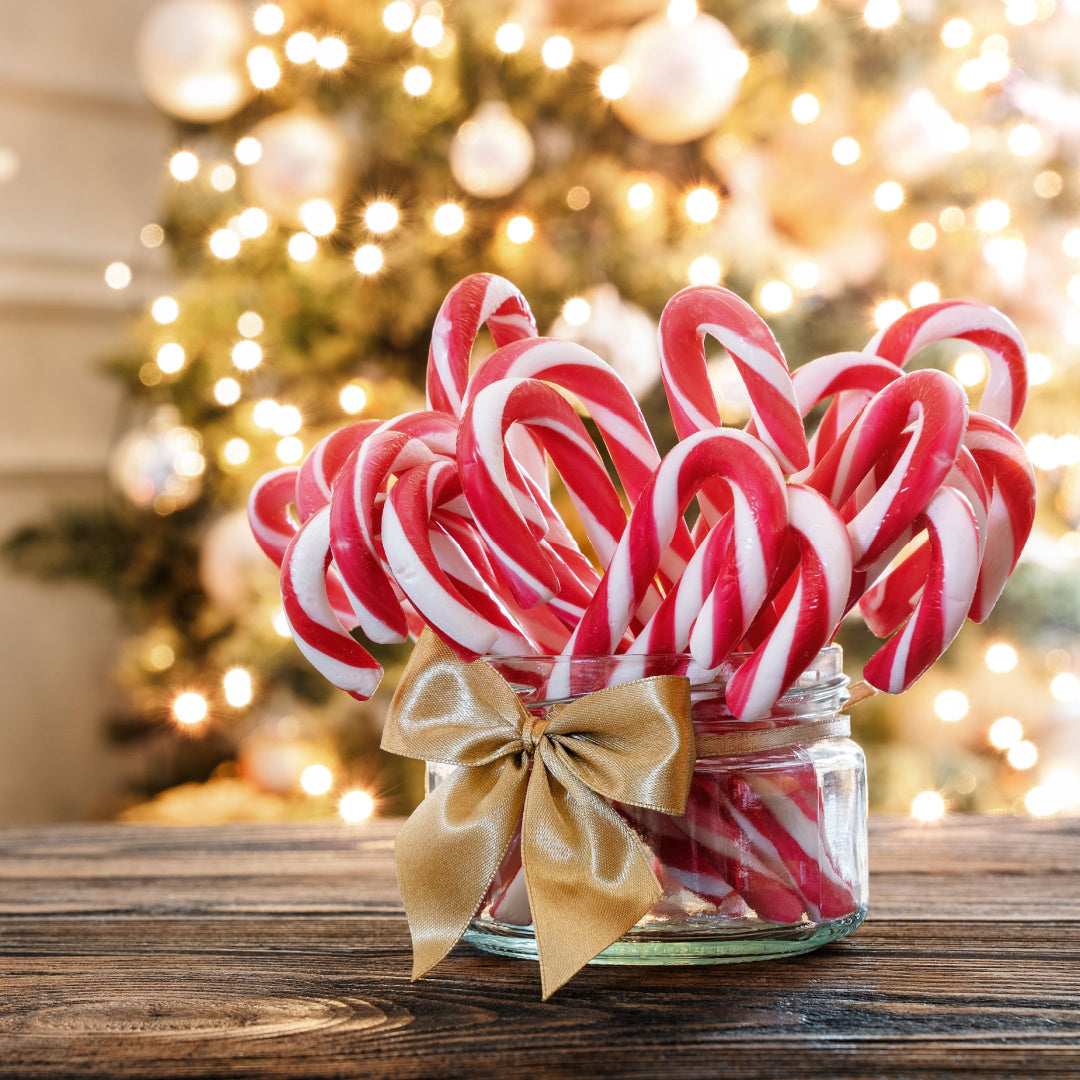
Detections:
295,420,382,522
426,273,537,417
279,505,383,700
659,284,809,476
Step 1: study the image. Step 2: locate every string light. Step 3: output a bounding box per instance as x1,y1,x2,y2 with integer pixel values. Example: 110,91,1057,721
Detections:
223,438,249,465
1008,123,1041,157
909,222,937,250
273,405,302,436
1050,672,1080,701
411,14,443,48
210,164,236,191
340,789,375,822
985,643,1019,673
148,644,175,671
253,399,280,429
909,281,939,307
1007,740,1038,770
433,203,465,235
315,37,348,69
791,93,820,124
169,151,199,181
864,0,901,29
760,281,793,313
788,0,819,12
562,297,591,326
276,436,303,463
235,137,262,165
874,299,907,329
253,4,284,34
627,182,654,210
941,18,972,47
495,22,524,52
667,0,698,26
156,343,185,374
354,244,383,274
285,32,317,63
599,65,630,100
1024,786,1057,817
247,46,280,88
1006,0,1038,23
214,377,241,405
1043,768,1080,812
403,66,432,96
685,187,719,223
790,262,820,290
209,229,241,259
688,256,722,286
140,224,165,248
506,215,534,244
299,199,336,236
364,201,399,233
300,763,333,795
232,340,262,371
953,352,985,386
566,186,590,210
939,206,965,231
340,383,368,414
1034,171,1062,198
1059,434,1080,466
288,232,317,261
934,689,969,722
237,207,269,239
152,296,179,324
238,311,264,338
989,716,1023,749
223,667,253,707
874,181,904,211
383,2,414,33
911,791,946,822
975,199,1010,232
1026,433,1059,470
1027,353,1052,385
173,692,208,726
541,36,573,70
832,137,861,165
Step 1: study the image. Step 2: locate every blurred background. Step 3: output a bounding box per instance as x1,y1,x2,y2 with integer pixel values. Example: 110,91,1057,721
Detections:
2,0,1078,826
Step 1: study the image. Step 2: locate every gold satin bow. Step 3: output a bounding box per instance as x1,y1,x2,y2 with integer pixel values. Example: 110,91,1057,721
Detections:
381,631,694,999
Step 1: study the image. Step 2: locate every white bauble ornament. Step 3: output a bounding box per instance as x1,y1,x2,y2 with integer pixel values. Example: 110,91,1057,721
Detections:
877,90,958,182
242,109,351,222
449,102,534,198
135,0,252,123
548,283,660,398
109,408,204,511
199,510,275,611
613,14,744,144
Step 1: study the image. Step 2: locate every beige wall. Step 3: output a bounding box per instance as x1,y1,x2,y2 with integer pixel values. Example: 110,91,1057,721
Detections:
0,1,170,821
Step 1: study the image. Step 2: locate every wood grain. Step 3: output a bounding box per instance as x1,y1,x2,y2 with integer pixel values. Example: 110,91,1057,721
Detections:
0,816,1077,1078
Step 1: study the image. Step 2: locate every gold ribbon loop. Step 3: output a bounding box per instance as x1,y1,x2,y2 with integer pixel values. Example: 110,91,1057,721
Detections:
381,631,694,999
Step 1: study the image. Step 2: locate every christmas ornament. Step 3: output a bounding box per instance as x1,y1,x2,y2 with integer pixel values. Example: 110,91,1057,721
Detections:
109,407,204,511
548,283,660,398
135,0,252,123
449,102,534,199
612,13,744,145
876,90,958,182
199,510,276,612
242,109,352,222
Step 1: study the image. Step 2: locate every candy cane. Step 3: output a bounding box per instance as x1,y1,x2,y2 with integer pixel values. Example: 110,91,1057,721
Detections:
295,420,382,522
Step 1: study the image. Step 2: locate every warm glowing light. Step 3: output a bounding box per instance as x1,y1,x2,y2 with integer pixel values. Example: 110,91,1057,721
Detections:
542,36,573,70
1006,0,1038,23
909,222,937,250
934,689,969,722
941,17,972,47
627,182,654,210
791,93,820,124
141,224,165,248
760,281,793,313
105,261,132,289
940,206,965,231
383,1,414,33
506,215,534,244
874,181,904,212
566,186,590,210
1050,672,1080,701
685,187,719,223
152,296,179,324
288,231,317,261
254,4,284,34
353,244,383,274
874,299,907,329
985,642,1019,673
173,692,208,726
953,351,986,386
989,716,1023,749
411,14,443,48
1027,433,1059,470
340,383,368,414
909,281,939,307
156,343,185,374
911,791,945,822
231,340,261,371
975,199,1010,232
214,377,241,405
1060,434,1080,465
1008,123,1041,157
1027,353,1052,385
688,255,722,286
273,404,302,436
788,0,819,12
238,311,263,338
170,151,199,181
315,37,348,69
276,435,303,463
285,31,317,63
980,43,1011,83
1064,229,1080,258
210,229,241,259
495,22,524,52
149,644,175,671
365,200,398,233
433,203,465,235
1044,768,1080,812
340,789,375,822
599,65,630,100
832,137,861,165
299,198,336,236
1007,740,1038,770
562,297,591,326
1069,274,1080,303
223,438,250,465
223,667,253,707
791,262,820,290
667,0,698,25
211,164,237,191
253,399,280,429
1025,786,1057,817
235,137,262,165
982,235,1026,272
957,58,990,93
864,0,901,29
247,46,280,88
403,65,432,95
1034,171,1062,198
235,207,268,239
300,763,333,795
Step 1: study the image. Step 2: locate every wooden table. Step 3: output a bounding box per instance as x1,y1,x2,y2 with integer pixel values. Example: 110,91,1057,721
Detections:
1,816,1077,1078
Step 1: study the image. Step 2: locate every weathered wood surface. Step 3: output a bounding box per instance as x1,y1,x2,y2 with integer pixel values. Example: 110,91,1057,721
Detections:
1,816,1077,1078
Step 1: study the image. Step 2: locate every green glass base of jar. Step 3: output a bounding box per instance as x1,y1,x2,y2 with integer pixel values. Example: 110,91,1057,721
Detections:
463,907,867,966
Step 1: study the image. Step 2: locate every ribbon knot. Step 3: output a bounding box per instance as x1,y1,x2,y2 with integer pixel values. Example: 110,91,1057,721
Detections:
381,630,694,999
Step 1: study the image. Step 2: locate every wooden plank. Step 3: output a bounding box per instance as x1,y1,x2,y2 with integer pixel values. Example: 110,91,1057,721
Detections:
0,818,1077,1078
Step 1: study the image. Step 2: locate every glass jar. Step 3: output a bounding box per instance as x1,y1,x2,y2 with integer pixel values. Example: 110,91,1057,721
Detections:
426,647,867,965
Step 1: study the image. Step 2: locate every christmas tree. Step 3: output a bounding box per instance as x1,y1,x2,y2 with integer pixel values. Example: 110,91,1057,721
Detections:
7,0,1080,823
